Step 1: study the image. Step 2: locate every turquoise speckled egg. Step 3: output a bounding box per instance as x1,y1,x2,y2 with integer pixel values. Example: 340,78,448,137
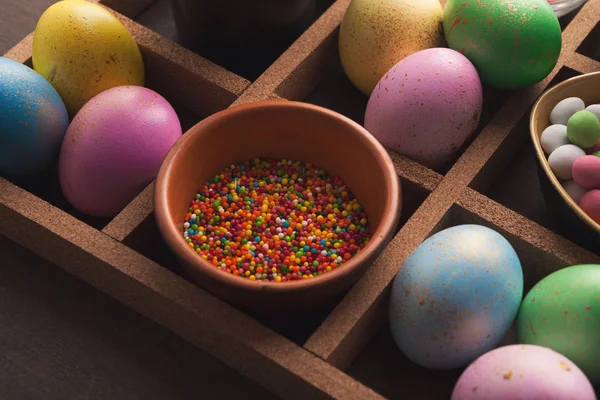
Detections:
0,57,69,176
389,224,524,369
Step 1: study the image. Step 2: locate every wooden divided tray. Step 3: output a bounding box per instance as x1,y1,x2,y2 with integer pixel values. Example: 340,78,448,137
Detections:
2,0,600,398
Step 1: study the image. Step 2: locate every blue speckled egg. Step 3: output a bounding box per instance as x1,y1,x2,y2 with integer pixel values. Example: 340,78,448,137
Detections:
389,224,523,370
0,57,69,176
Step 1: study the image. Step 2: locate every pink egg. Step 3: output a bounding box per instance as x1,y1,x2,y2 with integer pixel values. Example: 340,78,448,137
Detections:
580,190,600,224
59,86,182,217
364,47,483,170
451,345,596,400
572,155,600,190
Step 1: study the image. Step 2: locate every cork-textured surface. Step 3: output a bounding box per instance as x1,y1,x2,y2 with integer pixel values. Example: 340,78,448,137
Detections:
2,0,600,398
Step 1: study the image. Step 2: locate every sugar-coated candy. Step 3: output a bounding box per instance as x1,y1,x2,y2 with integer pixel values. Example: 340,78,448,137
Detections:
540,124,569,155
580,190,600,223
548,144,585,180
182,158,371,282
590,139,600,154
585,104,600,120
567,110,600,149
550,97,584,125
572,155,600,190
563,180,587,204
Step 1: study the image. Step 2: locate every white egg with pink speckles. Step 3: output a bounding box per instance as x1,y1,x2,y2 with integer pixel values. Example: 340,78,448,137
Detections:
364,47,483,170
451,345,597,400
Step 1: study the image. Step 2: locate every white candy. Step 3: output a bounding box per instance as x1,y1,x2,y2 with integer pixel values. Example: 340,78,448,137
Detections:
540,124,569,155
585,104,600,120
184,222,190,229
550,97,585,125
562,180,587,204
548,144,586,180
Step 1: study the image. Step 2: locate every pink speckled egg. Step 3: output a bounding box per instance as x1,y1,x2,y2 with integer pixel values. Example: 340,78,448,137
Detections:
59,86,182,217
364,47,483,170
451,345,597,400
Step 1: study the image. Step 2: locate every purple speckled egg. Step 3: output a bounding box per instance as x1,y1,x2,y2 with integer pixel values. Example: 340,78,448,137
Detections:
364,47,483,170
451,345,597,400
59,86,182,217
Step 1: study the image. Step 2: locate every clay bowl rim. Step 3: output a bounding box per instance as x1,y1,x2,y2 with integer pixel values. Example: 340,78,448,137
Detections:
154,100,402,294
530,71,600,235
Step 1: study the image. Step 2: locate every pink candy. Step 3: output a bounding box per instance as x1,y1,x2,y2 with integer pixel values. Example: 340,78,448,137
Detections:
580,190,600,223
572,155,600,190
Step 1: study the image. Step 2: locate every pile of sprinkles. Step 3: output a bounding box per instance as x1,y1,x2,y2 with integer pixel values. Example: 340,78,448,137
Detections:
182,158,371,282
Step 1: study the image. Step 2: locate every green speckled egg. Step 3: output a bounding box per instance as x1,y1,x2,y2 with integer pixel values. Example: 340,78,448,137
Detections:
443,0,561,90
516,264,600,385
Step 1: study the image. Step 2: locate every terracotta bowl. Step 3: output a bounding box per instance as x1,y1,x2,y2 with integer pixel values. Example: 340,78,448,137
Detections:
530,72,600,254
154,100,402,310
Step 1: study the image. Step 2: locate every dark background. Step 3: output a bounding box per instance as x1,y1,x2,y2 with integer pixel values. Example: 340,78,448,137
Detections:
0,1,276,399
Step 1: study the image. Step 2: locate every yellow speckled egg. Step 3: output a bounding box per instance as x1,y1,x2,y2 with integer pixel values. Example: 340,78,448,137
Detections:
339,0,444,96
32,0,144,116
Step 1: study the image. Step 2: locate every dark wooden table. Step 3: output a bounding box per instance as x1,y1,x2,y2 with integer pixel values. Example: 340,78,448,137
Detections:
0,1,275,398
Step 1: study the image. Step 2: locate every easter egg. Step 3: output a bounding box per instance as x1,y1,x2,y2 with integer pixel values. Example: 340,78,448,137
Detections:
580,190,600,223
32,0,144,116
562,180,587,204
517,264,600,385
551,97,585,125
59,86,182,217
540,124,569,155
572,155,600,190
339,0,443,96
365,48,483,170
451,345,597,400
389,225,523,370
548,144,585,180
0,57,69,176
443,0,561,90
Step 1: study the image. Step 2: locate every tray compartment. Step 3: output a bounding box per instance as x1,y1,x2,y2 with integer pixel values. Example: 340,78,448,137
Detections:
120,177,430,346
1,16,247,229
345,201,600,399
131,0,336,82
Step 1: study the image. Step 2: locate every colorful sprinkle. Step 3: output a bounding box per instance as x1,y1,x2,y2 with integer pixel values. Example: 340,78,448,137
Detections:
182,158,371,282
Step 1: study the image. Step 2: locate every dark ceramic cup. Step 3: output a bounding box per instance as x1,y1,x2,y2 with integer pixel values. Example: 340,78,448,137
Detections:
170,0,317,78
